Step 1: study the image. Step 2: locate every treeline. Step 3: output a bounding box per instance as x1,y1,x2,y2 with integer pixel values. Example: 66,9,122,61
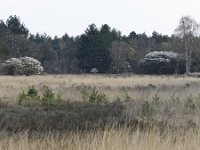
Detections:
1,15,200,74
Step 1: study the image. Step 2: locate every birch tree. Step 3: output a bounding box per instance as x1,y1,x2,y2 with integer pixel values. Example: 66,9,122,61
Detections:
111,41,135,74
174,16,200,74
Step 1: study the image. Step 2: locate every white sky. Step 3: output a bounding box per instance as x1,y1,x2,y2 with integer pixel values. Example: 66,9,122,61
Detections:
0,0,200,37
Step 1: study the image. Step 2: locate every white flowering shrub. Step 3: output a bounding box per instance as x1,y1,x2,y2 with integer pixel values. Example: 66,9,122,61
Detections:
137,51,184,74
145,51,178,60
2,57,44,75
1,58,23,75
19,57,44,76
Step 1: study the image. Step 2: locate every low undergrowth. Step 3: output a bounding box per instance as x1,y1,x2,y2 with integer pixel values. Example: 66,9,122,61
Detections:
18,86,63,106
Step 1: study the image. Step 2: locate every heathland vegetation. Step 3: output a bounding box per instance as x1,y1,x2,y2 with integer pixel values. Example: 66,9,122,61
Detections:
0,75,200,149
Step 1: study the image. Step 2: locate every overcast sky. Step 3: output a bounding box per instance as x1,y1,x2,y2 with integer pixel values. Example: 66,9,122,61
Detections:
0,0,200,37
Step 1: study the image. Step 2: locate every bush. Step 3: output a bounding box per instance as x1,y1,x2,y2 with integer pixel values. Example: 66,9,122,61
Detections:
81,87,108,104
18,86,41,106
139,101,153,120
19,57,44,76
137,51,185,74
1,58,23,75
41,86,62,106
184,95,196,112
18,86,63,106
120,88,131,102
2,56,44,75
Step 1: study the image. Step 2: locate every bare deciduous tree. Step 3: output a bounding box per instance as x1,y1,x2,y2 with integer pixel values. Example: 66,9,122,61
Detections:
174,16,200,74
111,41,135,74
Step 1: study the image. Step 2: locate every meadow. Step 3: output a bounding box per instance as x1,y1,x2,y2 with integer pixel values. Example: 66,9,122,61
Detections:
1,74,200,104
1,74,200,149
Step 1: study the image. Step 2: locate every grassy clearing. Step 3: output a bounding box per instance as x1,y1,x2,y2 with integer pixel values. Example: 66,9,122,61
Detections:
1,74,200,149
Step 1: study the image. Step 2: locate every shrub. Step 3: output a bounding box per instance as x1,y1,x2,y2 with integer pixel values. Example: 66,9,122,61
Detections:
18,86,41,106
19,57,44,76
170,93,180,105
18,86,62,106
1,58,23,75
41,86,62,106
137,51,185,74
139,101,153,120
2,56,44,75
81,87,108,104
184,95,196,112
80,85,92,101
120,88,131,102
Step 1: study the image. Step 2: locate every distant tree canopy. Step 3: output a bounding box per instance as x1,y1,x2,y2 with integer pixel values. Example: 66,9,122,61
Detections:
6,15,29,36
79,24,113,73
0,15,200,74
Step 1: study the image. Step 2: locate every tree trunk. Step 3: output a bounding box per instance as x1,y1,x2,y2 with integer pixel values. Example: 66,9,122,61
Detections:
184,38,190,75
189,50,192,73
185,49,190,75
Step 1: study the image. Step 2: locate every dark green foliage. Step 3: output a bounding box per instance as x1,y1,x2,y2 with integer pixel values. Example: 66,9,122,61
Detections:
79,24,112,73
1,15,200,74
18,86,41,106
128,31,137,39
0,21,8,57
81,87,108,104
79,24,99,72
6,15,29,36
27,86,38,97
41,86,62,106
18,86,63,106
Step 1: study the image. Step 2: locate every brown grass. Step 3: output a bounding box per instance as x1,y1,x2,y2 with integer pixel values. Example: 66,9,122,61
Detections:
1,74,200,104
0,127,199,150
1,74,200,149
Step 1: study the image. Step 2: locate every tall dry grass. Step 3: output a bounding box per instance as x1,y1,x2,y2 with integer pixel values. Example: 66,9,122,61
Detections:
1,74,200,150
1,74,200,104
0,127,199,150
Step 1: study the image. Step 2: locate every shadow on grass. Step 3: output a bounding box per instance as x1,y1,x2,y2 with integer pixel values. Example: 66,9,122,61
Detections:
0,101,197,133
0,101,125,132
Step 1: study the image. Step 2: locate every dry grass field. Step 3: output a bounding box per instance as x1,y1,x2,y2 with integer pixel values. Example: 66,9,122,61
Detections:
1,74,200,150
1,74,200,104
0,127,200,150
